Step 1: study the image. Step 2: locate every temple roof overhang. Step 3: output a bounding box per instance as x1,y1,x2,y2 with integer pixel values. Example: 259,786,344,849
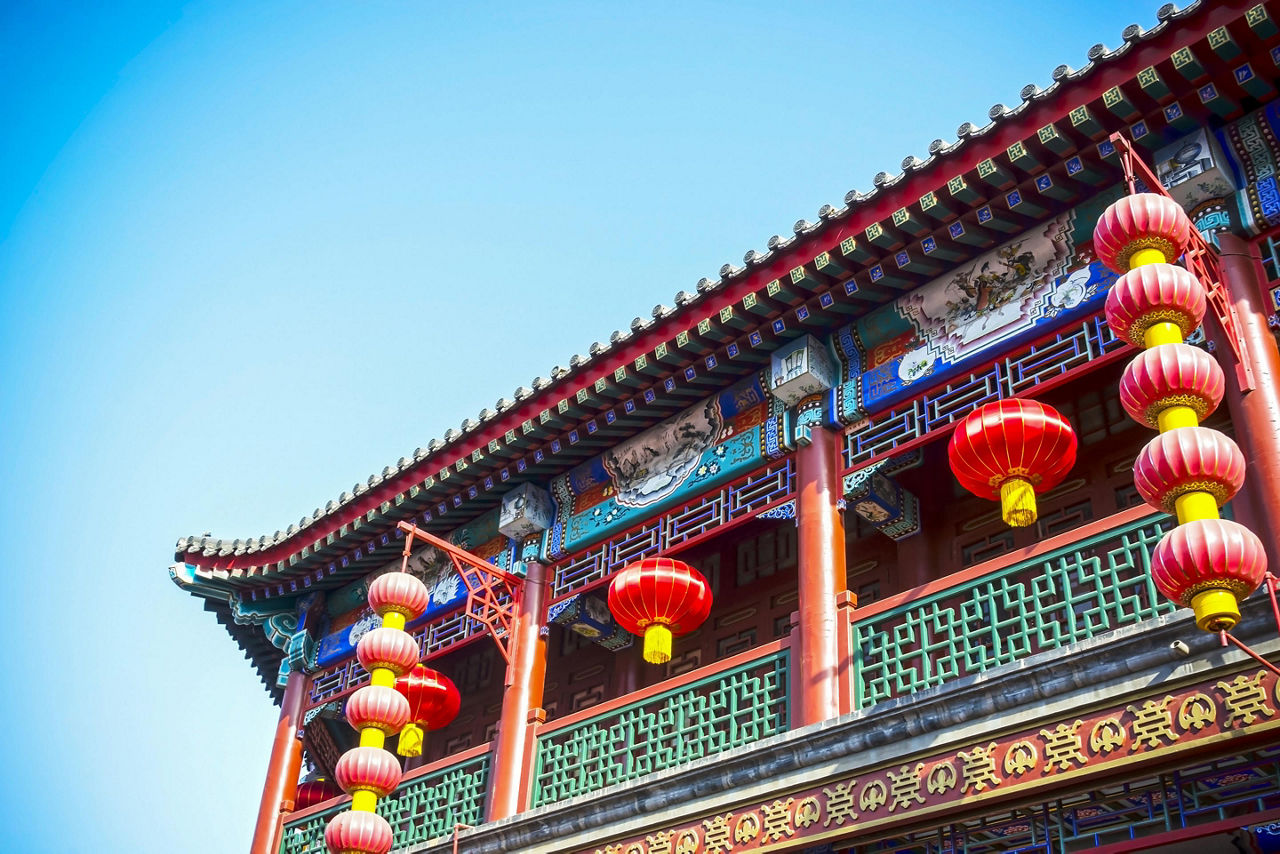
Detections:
172,0,1273,628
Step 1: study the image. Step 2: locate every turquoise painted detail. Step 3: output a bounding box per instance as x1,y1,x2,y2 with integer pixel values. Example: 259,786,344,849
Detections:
545,373,775,561
852,513,1177,710
530,649,790,808
278,752,489,853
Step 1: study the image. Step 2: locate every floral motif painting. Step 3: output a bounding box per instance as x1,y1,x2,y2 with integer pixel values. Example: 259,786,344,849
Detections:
545,373,773,559
832,191,1123,423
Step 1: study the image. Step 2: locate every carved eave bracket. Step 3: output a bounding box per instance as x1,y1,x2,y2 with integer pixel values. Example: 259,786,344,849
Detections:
396,521,524,667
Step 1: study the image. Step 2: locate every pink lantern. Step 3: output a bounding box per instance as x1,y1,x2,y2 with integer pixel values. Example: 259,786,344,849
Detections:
325,810,393,854
1092,193,1191,273
344,685,410,735
1104,263,1207,347
1119,343,1225,429
1133,427,1246,515
1150,518,1267,632
356,627,420,677
367,572,430,621
335,747,403,798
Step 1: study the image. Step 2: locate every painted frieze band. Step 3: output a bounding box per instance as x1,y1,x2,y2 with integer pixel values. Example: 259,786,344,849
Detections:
584,666,1280,854
831,189,1124,426
544,373,782,562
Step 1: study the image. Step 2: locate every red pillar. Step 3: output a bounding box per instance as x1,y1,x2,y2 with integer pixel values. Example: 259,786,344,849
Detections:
486,561,549,821
1211,234,1280,569
250,669,306,854
795,427,849,727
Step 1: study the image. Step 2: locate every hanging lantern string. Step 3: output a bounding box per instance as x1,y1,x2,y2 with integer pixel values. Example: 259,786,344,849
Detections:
399,532,414,571
1218,630,1280,678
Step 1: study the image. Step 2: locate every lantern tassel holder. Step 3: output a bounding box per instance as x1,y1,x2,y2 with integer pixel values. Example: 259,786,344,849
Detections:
999,478,1037,528
398,723,424,758
643,624,674,665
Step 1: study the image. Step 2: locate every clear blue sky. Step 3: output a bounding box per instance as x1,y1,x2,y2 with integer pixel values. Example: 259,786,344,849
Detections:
1,2,1167,850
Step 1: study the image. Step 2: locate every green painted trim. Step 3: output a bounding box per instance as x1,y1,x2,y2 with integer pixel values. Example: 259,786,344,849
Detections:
851,513,1177,710
279,753,490,853
530,649,790,807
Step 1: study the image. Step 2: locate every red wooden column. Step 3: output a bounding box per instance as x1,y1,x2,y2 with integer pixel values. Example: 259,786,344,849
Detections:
1211,233,1280,569
795,426,849,726
486,560,550,821
250,668,306,854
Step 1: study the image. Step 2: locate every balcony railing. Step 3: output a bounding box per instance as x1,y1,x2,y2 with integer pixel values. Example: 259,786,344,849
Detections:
288,507,1195,850
851,505,1177,710
530,639,791,808
278,744,489,853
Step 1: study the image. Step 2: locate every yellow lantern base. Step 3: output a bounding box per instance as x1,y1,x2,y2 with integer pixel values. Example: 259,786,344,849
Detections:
1174,490,1220,525
352,790,378,812
643,624,673,664
397,723,424,758
1143,320,1184,348
1191,588,1240,632
1000,478,1037,528
1130,247,1167,268
1156,404,1199,432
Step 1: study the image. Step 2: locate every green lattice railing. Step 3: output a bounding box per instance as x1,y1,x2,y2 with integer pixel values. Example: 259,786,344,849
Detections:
852,510,1177,710
278,750,489,853
530,645,790,808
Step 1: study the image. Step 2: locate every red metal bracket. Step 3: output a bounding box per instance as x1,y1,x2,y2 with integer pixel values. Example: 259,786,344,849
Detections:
395,521,524,666
1218,572,1280,670
1110,132,1257,391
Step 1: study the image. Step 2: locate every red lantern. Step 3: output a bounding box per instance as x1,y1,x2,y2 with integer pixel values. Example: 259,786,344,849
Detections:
295,778,341,810
367,572,430,622
344,685,410,736
947,399,1077,528
1092,193,1191,273
393,665,460,758
1104,263,1207,348
356,627,420,677
1150,518,1267,631
1133,427,1245,517
608,557,713,664
325,809,393,854
1119,343,1225,430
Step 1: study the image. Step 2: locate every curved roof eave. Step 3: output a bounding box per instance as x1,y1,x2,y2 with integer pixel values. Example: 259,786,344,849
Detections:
175,0,1215,575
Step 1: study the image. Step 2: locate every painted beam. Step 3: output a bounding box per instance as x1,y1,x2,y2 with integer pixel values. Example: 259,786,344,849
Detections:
1171,45,1208,82
1068,103,1106,139
946,218,998,248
